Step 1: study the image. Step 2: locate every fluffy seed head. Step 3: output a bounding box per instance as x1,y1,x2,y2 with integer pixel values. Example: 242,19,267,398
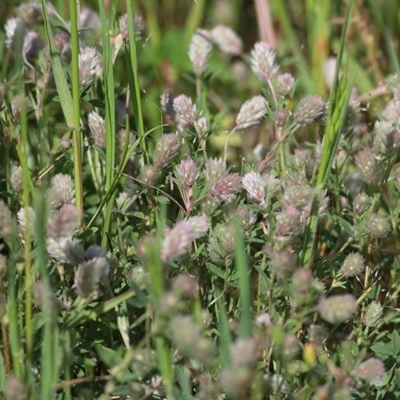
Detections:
355,148,381,184
291,268,313,294
88,111,106,148
194,117,209,137
276,206,302,237
139,164,159,185
274,108,288,127
266,248,297,279
79,47,98,87
236,206,257,230
5,17,26,51
175,159,199,187
318,294,357,324
161,216,209,262
10,165,23,192
276,73,295,96
203,158,227,183
47,204,80,239
0,200,12,237
46,237,85,264
363,301,383,328
365,213,391,239
283,184,315,210
294,95,327,125
339,252,365,278
352,358,385,386
353,192,371,215
173,95,197,128
210,173,242,203
48,173,75,209
153,134,180,169
188,29,212,75
211,25,243,55
250,41,279,82
236,96,267,129
242,171,266,207
17,207,35,235
118,14,144,39
75,256,109,299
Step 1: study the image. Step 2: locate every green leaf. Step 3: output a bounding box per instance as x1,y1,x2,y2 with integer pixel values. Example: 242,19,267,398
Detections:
95,344,122,368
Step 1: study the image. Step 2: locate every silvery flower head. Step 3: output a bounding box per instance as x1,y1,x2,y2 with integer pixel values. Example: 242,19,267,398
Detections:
211,25,243,55
75,256,109,299
173,94,197,129
79,47,99,88
188,29,212,76
294,95,327,125
79,8,102,41
153,133,180,169
88,111,106,148
275,73,295,96
318,294,357,324
175,159,199,187
242,171,266,207
48,173,75,209
5,17,26,52
210,173,242,203
339,252,365,278
236,95,267,129
250,41,279,82
118,13,144,39
203,158,227,183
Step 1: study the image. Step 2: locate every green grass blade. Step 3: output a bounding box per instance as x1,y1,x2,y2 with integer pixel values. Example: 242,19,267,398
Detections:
234,219,252,338
41,0,74,126
216,295,232,366
300,2,354,269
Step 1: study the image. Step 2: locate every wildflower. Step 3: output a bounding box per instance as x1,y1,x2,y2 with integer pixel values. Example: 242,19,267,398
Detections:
210,173,242,203
48,173,75,209
250,41,279,82
0,200,12,237
263,374,288,395
291,268,313,294
236,96,267,129
208,223,236,261
231,337,263,366
5,17,26,51
175,159,199,187
139,164,159,185
161,216,209,262
79,8,102,40
47,204,80,239
211,25,243,55
265,248,297,279
363,301,383,328
318,294,357,324
365,213,391,239
194,117,209,137
293,95,326,125
274,108,288,128
264,174,281,196
220,366,252,397
116,129,135,159
203,158,226,183
236,205,257,230
160,90,176,120
275,73,295,96
17,207,35,235
200,196,219,216
383,129,400,152
339,252,365,277
118,13,144,39
47,237,85,264
11,95,30,121
153,134,180,169
53,32,71,60
307,324,327,346
88,111,106,147
256,313,272,327
6,376,24,400
171,274,198,298
173,95,197,128
78,47,98,87
22,31,44,66
353,192,371,215
10,165,23,192
352,358,385,386
282,184,315,210
283,334,300,360
169,315,215,362
242,171,266,207
17,2,43,27
354,148,381,184
188,29,212,75
75,256,109,299
276,206,302,237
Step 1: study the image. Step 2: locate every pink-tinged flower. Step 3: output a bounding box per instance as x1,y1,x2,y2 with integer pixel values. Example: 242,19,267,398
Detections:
352,358,385,386
236,96,267,129
294,95,327,125
188,29,212,76
48,173,75,209
173,94,197,128
79,47,98,87
211,25,243,55
250,41,279,82
242,171,266,206
175,159,199,187
203,158,227,183
88,111,106,148
210,173,242,203
153,134,180,169
318,294,357,324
